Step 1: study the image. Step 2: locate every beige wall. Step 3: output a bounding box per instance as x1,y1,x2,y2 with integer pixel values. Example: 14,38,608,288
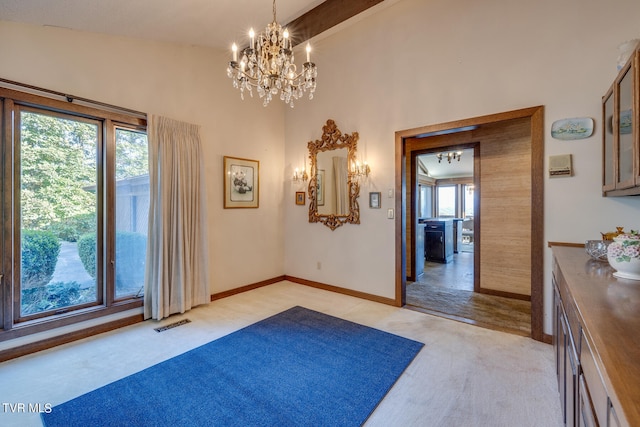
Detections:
3,0,640,339
0,20,286,296
284,0,640,333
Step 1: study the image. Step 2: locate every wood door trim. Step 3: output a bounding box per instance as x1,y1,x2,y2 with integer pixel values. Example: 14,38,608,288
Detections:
396,106,544,139
473,143,481,294
530,106,545,341
395,106,545,341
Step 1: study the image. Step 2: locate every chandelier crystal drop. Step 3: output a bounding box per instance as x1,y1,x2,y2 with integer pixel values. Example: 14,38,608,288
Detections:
226,0,317,108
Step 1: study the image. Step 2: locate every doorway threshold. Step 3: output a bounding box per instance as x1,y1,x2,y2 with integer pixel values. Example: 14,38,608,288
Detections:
405,283,531,337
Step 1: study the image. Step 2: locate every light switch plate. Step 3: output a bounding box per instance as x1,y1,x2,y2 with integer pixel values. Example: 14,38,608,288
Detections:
387,208,394,219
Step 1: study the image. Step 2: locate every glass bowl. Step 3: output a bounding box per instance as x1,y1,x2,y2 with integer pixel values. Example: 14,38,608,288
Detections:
585,240,611,262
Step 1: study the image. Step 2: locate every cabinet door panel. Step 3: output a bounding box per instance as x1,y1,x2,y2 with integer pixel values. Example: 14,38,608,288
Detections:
559,302,569,423
579,375,598,427
616,62,635,189
566,336,578,427
603,86,615,191
580,332,608,425
635,50,640,186
609,401,622,427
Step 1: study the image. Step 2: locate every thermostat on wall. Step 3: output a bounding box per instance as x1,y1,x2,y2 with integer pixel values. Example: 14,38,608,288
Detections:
549,154,572,177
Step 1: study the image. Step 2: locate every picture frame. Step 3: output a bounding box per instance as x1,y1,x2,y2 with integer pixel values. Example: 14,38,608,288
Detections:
317,169,325,206
369,191,381,209
295,191,305,205
224,156,259,208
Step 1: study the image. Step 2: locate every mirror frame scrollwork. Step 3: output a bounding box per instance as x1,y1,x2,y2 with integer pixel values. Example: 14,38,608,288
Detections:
308,119,360,230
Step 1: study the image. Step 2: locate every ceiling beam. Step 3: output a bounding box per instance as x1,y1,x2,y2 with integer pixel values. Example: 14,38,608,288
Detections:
286,0,385,46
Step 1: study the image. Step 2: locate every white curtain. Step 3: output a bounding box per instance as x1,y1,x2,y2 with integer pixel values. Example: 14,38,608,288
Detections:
333,156,349,215
144,115,210,320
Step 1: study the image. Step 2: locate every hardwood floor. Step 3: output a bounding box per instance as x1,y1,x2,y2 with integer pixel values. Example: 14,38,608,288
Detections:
406,252,532,336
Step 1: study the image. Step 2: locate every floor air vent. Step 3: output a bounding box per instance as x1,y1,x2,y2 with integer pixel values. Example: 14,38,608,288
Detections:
154,319,191,332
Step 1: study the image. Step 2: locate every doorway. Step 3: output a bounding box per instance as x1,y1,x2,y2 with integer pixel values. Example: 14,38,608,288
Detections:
393,106,545,341
406,146,533,335
413,147,477,288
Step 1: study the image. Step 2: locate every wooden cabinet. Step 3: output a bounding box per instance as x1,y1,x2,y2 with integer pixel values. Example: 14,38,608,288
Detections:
602,42,640,196
424,219,453,263
553,273,578,425
552,246,640,427
580,329,609,426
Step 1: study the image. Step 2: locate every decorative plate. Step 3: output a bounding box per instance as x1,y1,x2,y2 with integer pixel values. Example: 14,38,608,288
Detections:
551,117,594,140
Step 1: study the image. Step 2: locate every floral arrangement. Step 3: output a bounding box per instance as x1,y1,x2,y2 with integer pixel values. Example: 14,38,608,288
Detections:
608,230,640,262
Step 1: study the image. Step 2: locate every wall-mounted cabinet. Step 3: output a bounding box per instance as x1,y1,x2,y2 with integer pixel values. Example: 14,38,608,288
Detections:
602,43,640,196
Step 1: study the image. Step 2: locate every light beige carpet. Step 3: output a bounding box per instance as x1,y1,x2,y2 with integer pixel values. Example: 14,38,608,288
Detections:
0,281,561,427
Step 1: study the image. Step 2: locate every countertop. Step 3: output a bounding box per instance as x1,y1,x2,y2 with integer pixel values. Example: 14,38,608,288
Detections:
418,217,460,223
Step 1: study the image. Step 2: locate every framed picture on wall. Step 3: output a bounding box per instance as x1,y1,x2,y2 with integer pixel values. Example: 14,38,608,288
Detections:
224,156,259,208
295,191,305,205
369,192,381,209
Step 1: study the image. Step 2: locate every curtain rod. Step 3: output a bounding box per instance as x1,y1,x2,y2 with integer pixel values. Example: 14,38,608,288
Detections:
0,77,147,119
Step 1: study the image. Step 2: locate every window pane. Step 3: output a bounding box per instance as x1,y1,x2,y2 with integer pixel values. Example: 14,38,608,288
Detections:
20,111,98,316
115,128,149,299
437,186,456,217
464,184,475,218
419,185,433,218
618,67,634,184
603,92,614,187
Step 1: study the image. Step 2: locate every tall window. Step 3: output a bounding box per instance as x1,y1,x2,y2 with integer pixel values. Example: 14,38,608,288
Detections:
115,128,149,299
463,184,475,218
436,185,456,217
418,184,433,218
19,109,100,318
1,88,147,335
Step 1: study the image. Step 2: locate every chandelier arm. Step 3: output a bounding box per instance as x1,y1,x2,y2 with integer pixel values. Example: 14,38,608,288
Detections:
232,62,314,85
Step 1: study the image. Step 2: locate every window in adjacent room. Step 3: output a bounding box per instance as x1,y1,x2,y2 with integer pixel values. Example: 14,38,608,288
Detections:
463,184,475,218
436,185,456,217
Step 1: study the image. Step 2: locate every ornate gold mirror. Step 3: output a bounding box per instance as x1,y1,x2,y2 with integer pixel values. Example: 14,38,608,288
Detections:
308,119,360,230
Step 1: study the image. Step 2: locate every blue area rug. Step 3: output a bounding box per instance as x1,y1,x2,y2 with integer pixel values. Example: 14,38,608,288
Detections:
42,306,423,427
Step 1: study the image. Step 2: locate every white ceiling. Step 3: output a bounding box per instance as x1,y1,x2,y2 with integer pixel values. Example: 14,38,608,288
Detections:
418,149,474,179
1,0,472,180
0,0,326,49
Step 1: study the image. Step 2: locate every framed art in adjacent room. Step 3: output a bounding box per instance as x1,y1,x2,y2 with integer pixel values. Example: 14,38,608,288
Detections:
295,191,305,205
369,191,381,208
224,156,259,208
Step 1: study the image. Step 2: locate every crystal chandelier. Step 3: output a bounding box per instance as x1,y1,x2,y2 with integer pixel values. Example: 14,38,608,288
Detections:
226,0,318,108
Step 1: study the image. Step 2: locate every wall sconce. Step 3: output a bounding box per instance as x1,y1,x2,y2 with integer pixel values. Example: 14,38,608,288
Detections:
351,161,371,179
436,151,463,163
292,167,308,182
